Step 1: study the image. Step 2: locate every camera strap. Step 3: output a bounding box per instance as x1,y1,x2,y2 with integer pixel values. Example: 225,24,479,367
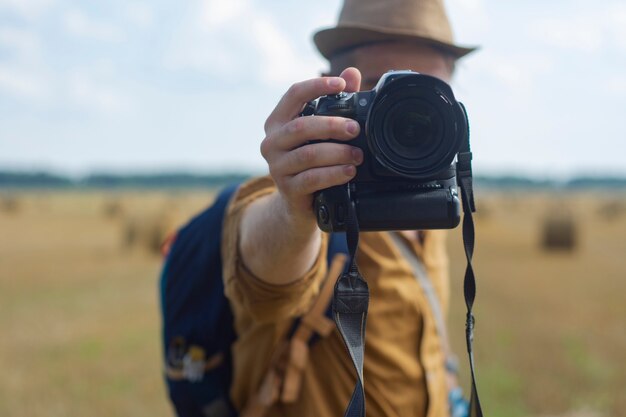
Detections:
456,102,483,417
332,186,369,417
333,104,483,417
458,171,483,417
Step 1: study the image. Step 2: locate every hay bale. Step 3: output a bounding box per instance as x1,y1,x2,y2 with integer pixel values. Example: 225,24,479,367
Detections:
0,195,20,214
541,214,577,251
122,210,176,255
123,219,139,248
596,199,625,221
102,199,125,219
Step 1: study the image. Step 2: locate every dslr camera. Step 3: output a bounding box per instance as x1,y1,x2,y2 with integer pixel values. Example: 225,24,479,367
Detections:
302,70,471,232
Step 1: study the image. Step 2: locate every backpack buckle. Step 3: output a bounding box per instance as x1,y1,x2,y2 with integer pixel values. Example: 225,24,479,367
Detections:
182,345,206,382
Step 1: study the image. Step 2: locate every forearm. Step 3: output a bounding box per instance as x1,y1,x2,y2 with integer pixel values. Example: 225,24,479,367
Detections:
239,191,322,285
237,70,362,286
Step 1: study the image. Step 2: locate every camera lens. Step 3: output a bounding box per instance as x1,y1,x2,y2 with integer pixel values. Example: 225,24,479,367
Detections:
366,74,464,179
384,99,443,160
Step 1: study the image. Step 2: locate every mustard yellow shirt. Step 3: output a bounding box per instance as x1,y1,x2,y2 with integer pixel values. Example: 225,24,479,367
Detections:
222,176,451,417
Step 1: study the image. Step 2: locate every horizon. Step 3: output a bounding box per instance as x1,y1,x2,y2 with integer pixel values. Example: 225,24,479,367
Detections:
2,168,626,184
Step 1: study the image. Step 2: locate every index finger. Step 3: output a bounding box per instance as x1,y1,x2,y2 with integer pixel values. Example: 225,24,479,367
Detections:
340,67,362,93
265,77,346,132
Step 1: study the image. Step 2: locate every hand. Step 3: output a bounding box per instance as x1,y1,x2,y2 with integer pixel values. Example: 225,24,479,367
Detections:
261,68,363,221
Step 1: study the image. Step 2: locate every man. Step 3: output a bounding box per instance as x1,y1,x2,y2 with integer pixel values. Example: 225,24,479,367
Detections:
221,0,476,416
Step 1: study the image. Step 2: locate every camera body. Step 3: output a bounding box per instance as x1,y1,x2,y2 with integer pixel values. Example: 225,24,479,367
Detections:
303,70,470,232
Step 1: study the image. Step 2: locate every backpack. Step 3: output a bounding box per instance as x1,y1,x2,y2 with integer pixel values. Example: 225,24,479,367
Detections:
159,184,348,417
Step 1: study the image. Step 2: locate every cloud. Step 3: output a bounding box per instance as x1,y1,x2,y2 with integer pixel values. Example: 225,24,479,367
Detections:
162,0,247,75
446,0,488,41
605,76,626,96
200,0,248,28
0,27,41,62
250,15,318,85
0,27,47,101
67,71,131,114
607,3,626,51
0,26,47,102
469,51,554,94
528,18,603,53
63,9,125,42
0,0,55,20
0,65,48,99
125,2,155,30
161,25,238,76
527,2,626,53
162,0,324,86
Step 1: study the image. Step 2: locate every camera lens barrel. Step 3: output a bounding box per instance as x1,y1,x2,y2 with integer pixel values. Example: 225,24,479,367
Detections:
366,73,465,180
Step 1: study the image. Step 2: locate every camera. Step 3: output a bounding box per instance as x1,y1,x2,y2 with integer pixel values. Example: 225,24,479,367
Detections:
302,70,471,232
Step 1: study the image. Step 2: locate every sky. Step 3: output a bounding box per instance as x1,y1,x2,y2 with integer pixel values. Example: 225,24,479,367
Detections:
0,0,625,179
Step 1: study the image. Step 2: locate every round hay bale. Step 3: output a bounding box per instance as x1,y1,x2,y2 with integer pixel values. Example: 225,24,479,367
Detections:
596,199,625,221
541,214,577,251
103,199,125,219
0,195,20,214
123,217,139,248
121,210,176,255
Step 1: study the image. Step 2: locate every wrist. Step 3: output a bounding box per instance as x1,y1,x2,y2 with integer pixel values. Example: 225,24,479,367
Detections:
270,192,320,239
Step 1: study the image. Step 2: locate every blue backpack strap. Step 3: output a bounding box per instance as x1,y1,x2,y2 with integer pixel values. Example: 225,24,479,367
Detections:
327,232,349,271
161,183,238,324
324,232,349,320
160,183,239,417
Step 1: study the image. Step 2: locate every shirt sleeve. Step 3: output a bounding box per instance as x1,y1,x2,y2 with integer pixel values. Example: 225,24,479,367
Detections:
220,176,329,324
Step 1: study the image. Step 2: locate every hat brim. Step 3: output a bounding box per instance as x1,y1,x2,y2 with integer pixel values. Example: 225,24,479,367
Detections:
313,25,478,60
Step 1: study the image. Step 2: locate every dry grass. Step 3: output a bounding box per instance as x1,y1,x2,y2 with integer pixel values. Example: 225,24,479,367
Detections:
447,191,626,417
0,190,214,417
0,189,624,417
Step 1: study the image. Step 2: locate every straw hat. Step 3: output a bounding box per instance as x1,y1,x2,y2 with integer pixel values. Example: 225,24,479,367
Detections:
313,0,477,60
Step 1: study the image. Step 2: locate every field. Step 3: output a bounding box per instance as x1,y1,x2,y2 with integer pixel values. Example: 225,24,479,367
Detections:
0,189,624,417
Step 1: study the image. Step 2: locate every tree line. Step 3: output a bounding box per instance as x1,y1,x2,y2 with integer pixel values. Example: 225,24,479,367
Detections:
1,171,625,190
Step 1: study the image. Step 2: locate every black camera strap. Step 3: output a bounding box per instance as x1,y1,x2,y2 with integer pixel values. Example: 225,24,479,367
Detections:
332,106,483,417
332,187,369,417
457,103,483,417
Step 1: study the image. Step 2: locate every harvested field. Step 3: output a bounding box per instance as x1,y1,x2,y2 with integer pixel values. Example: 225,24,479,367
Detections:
447,191,626,417
0,189,624,417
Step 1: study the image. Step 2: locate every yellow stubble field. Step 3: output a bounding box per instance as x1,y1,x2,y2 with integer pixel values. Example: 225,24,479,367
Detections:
0,189,624,417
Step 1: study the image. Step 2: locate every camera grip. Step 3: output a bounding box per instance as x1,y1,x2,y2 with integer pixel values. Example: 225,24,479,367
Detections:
315,187,461,232
359,189,461,231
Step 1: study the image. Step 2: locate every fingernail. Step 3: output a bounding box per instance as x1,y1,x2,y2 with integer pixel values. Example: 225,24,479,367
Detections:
352,148,363,164
343,165,356,176
328,77,343,88
346,120,359,134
